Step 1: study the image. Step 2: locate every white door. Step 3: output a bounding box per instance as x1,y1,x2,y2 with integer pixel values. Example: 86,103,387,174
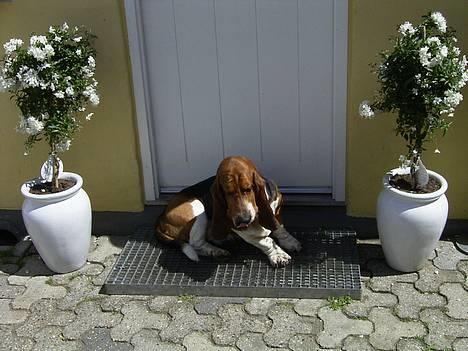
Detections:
134,0,347,196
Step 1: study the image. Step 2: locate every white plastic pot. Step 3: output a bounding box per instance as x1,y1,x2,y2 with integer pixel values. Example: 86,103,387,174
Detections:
376,168,448,272
21,172,91,273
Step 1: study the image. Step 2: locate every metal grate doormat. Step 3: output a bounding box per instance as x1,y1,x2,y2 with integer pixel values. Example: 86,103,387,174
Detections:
103,227,361,299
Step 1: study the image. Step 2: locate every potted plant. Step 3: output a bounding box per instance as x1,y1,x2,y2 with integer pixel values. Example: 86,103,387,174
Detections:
359,12,467,272
0,23,99,273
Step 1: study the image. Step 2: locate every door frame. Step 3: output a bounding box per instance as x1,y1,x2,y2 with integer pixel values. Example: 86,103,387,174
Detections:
124,0,348,203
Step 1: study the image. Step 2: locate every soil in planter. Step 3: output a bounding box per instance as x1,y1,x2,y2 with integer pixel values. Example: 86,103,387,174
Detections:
29,179,76,195
389,174,441,194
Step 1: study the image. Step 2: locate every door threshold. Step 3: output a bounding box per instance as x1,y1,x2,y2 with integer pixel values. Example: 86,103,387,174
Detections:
146,193,344,207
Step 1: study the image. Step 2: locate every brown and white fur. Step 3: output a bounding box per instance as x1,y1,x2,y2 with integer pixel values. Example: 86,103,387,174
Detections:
155,156,301,267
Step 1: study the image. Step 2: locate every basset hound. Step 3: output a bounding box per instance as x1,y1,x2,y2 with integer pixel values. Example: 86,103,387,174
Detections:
155,156,301,267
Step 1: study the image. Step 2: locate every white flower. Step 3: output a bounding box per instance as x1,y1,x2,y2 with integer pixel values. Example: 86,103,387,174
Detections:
54,36,62,42
54,91,65,99
56,139,71,152
412,88,418,95
444,90,463,108
73,37,82,42
419,46,432,67
22,68,40,88
87,56,95,68
76,49,82,56
85,112,94,121
434,148,441,154
62,22,69,31
427,36,441,46
453,47,461,56
399,22,416,36
0,73,15,92
89,92,100,106
28,36,54,61
65,86,74,96
358,100,375,119
17,116,44,135
3,38,23,54
49,26,55,34
431,12,447,33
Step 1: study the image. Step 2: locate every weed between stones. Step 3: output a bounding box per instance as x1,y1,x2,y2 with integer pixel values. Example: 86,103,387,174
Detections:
327,295,352,310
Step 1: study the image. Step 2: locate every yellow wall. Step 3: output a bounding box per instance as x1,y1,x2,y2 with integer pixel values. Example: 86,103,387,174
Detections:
347,0,468,218
1,1,467,218
0,0,144,211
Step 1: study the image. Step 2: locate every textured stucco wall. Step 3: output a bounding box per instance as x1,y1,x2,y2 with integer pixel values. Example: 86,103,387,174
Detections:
347,0,468,218
0,0,144,211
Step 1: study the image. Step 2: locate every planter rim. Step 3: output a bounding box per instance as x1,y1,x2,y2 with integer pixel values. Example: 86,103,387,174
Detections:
21,172,83,203
383,168,448,201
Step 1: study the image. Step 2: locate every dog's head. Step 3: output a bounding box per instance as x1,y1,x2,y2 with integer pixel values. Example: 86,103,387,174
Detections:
210,156,278,238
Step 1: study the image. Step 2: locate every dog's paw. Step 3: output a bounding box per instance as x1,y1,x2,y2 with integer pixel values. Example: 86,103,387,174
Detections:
210,247,231,257
268,249,291,268
272,228,302,252
279,235,302,253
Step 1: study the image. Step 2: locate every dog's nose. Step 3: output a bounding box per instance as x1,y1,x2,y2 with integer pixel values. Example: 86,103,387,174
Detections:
234,214,252,228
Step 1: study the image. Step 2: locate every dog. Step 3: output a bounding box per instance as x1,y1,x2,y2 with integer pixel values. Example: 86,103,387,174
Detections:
155,156,301,267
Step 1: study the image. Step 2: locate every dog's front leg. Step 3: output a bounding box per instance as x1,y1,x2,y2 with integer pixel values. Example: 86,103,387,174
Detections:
271,225,302,252
233,225,291,267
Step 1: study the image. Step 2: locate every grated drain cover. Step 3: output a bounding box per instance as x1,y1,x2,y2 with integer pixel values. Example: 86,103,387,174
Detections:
103,227,361,299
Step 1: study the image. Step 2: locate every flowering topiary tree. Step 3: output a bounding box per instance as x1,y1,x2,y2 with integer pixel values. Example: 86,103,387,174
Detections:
359,12,467,190
0,23,99,191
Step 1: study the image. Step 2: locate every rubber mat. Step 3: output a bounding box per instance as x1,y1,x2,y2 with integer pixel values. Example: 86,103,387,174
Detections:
103,227,361,299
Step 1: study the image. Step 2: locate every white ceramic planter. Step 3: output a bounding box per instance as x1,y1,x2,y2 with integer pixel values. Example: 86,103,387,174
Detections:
21,172,91,273
376,168,448,272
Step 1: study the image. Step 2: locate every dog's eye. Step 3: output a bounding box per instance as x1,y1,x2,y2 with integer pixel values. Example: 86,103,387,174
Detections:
242,188,252,194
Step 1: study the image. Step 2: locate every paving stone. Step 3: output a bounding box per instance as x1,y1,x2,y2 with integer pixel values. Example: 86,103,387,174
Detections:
212,304,271,346
0,299,28,324
289,334,320,351
49,262,104,285
101,295,149,312
11,276,67,309
396,338,425,351
88,236,125,263
15,299,75,338
265,303,322,348
31,327,77,351
439,283,468,319
453,338,468,351
92,255,119,286
391,283,446,319
0,263,19,275
317,307,372,349
236,332,288,351
343,283,397,318
457,260,468,289
368,308,425,351
415,263,464,292
244,298,275,316
7,255,54,286
111,300,170,342
159,301,219,344
420,309,468,350
433,241,467,270
294,299,327,316
55,275,101,311
367,260,418,292
194,297,248,315
131,329,184,351
0,275,25,298
81,328,134,351
342,335,375,351
0,325,34,351
62,301,122,340
183,332,237,351
148,296,179,313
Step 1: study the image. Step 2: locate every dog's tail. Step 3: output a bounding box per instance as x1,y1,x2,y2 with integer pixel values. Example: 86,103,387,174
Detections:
181,243,199,262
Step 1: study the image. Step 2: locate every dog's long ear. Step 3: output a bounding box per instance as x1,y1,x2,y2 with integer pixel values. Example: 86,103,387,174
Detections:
253,171,280,231
209,176,231,240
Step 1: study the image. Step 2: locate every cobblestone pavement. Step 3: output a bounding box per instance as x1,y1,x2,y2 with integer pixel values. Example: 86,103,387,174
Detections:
1,236,467,351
